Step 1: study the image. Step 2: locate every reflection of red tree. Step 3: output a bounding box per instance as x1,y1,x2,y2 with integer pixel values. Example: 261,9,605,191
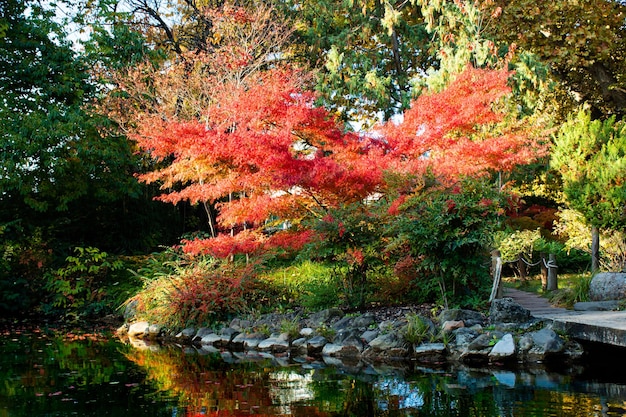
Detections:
126,347,334,416
187,408,331,416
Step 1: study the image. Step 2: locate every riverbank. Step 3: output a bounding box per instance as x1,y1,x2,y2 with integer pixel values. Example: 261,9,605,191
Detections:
117,297,586,367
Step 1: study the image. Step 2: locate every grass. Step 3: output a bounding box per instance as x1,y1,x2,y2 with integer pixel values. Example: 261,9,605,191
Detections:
503,272,593,308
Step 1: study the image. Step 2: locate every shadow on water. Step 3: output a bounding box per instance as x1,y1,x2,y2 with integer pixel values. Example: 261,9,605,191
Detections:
2,327,626,417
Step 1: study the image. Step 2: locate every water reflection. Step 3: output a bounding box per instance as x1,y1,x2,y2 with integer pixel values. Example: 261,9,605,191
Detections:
2,329,626,417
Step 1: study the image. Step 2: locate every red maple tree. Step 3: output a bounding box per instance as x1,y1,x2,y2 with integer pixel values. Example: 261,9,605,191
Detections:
134,61,546,258
381,65,547,180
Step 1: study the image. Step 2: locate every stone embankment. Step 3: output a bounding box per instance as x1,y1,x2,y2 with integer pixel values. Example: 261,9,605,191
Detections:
117,298,584,366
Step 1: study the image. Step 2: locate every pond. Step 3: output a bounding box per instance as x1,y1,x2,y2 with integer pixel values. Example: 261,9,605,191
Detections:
2,326,626,417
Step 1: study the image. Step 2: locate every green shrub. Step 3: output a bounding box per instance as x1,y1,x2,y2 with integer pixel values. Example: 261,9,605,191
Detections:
388,178,505,309
43,247,124,317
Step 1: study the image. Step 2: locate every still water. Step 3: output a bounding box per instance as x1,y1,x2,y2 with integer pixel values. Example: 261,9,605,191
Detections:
2,327,626,417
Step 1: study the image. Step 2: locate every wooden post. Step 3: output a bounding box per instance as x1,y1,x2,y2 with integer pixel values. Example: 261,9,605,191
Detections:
540,252,548,291
489,253,503,302
547,253,558,291
518,253,527,283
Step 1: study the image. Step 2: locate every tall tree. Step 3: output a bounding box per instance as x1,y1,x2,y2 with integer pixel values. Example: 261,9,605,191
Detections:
551,110,626,271
284,0,434,125
0,0,180,251
483,0,626,119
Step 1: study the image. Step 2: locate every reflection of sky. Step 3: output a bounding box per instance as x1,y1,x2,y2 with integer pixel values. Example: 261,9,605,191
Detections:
375,377,425,410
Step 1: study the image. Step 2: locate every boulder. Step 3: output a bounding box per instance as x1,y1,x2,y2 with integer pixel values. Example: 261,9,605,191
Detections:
488,333,516,362
193,327,214,343
300,327,314,337
175,327,196,342
438,309,485,327
147,324,162,339
200,333,222,346
306,308,344,327
414,343,447,363
589,272,626,301
307,336,328,355
322,343,361,358
530,327,564,353
452,327,480,351
442,320,465,332
351,313,376,329
461,331,504,364
519,327,565,362
291,337,308,354
128,321,150,338
489,298,531,324
257,336,290,352
368,332,403,351
232,332,267,349
360,329,379,344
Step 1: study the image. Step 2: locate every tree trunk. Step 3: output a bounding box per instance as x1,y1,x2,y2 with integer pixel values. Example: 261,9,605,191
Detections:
591,226,600,273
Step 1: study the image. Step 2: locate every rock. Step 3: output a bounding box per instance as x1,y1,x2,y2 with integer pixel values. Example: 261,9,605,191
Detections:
461,331,504,364
176,327,196,342
360,329,379,344
322,343,361,357
219,327,240,345
235,332,267,349
589,272,626,301
562,340,585,361
291,337,308,353
116,323,129,336
340,335,364,351
489,298,531,324
518,334,533,352
307,336,328,355
368,332,403,351
258,337,290,352
334,328,360,344
200,333,221,345
438,309,485,327
300,327,314,337
520,327,565,362
442,320,465,332
574,300,620,311
489,333,516,361
331,316,355,331
467,331,503,352
352,313,376,329
147,324,162,339
128,321,150,338
193,327,213,342
229,318,251,331
453,327,480,351
414,343,447,363
530,328,564,353
307,308,344,326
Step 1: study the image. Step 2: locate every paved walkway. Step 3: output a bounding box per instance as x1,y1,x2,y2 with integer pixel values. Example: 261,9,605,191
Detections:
503,287,626,347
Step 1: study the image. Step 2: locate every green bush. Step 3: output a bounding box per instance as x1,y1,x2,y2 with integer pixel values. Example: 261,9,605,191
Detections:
387,178,505,309
43,247,124,317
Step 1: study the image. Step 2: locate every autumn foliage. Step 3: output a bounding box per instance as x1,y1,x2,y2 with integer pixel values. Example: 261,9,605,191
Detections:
381,65,547,179
131,61,545,259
